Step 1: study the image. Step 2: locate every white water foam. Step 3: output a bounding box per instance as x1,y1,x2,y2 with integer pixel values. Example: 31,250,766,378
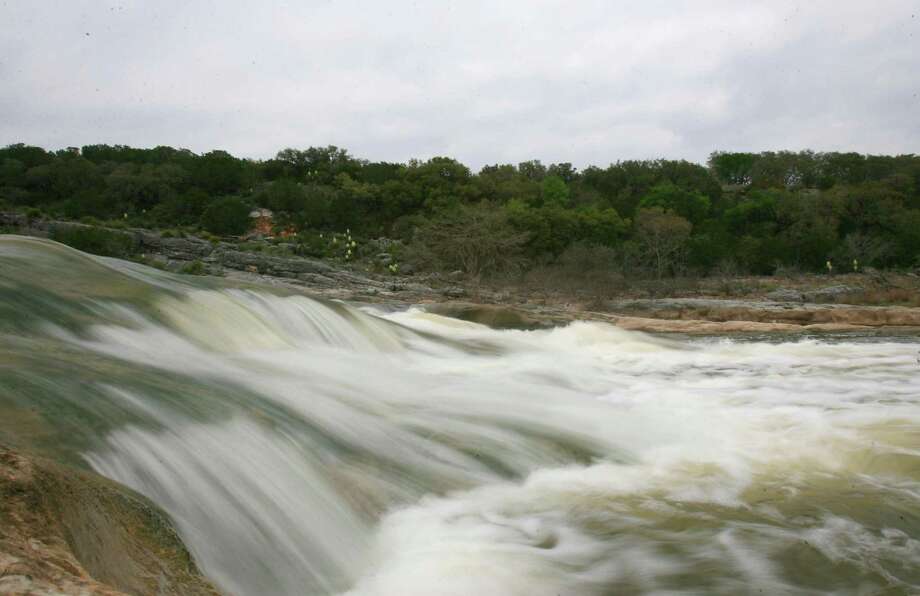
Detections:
54,292,920,594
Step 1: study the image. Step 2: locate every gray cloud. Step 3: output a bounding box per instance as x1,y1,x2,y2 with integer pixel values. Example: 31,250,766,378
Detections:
1,0,917,168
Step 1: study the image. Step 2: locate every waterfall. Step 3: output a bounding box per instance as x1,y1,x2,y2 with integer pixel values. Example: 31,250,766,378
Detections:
3,236,920,595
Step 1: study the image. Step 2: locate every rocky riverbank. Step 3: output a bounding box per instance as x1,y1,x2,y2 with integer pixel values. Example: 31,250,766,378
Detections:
4,212,920,335
600,297,920,331
0,445,218,595
424,301,920,335
0,212,456,302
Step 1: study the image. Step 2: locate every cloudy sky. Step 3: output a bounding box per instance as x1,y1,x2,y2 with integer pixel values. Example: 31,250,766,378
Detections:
1,0,917,168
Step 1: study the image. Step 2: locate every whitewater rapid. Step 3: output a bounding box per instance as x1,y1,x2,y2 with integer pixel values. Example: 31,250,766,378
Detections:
2,236,919,595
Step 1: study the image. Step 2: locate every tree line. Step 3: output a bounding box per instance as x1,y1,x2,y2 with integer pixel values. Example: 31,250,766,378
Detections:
1,143,918,277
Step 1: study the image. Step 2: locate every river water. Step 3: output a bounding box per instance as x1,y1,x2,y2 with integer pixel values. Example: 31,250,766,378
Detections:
2,235,919,595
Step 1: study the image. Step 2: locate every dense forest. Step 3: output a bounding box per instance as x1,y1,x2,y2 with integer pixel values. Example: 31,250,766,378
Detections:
1,143,919,278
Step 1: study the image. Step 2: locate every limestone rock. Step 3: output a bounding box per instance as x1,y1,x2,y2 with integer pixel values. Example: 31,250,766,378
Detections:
765,288,804,302
0,446,218,596
801,284,861,303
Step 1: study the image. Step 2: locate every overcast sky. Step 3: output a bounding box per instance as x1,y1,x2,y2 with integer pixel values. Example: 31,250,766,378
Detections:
1,0,917,168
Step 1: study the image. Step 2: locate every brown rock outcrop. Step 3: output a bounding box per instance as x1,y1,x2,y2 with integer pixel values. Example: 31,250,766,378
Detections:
0,446,219,595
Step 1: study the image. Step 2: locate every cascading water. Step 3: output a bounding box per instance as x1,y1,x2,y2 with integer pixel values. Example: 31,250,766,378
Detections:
2,235,919,595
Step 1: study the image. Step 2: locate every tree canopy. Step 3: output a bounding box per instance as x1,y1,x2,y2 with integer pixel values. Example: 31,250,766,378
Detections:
1,142,918,275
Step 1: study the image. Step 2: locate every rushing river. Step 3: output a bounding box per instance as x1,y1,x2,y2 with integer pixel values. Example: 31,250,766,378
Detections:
2,235,920,595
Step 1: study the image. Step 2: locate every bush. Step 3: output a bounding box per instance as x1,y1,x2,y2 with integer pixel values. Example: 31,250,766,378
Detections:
199,197,250,236
50,225,135,257
135,255,168,271
295,233,328,258
524,242,625,299
411,203,529,281
0,187,31,206
179,260,206,275
238,241,266,252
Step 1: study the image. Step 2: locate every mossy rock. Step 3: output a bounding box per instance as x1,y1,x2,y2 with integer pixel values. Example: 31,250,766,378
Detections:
0,445,219,595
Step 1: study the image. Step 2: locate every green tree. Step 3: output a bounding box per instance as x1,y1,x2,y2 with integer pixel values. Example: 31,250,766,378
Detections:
638,182,710,224
297,184,336,229
192,150,245,195
275,146,362,184
775,192,841,270
708,152,756,186
150,189,211,226
105,163,180,212
0,144,53,169
0,159,26,188
634,207,692,278
541,175,570,207
404,157,478,211
413,202,529,284
547,162,577,183
891,209,920,266
200,196,251,235
258,178,306,214
734,235,787,275
517,160,547,181
477,164,540,205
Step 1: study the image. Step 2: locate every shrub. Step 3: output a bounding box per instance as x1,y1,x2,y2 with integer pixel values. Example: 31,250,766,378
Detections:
199,197,250,236
50,225,135,257
135,255,168,271
295,234,326,258
524,242,625,299
238,241,265,252
411,203,529,281
179,260,206,275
